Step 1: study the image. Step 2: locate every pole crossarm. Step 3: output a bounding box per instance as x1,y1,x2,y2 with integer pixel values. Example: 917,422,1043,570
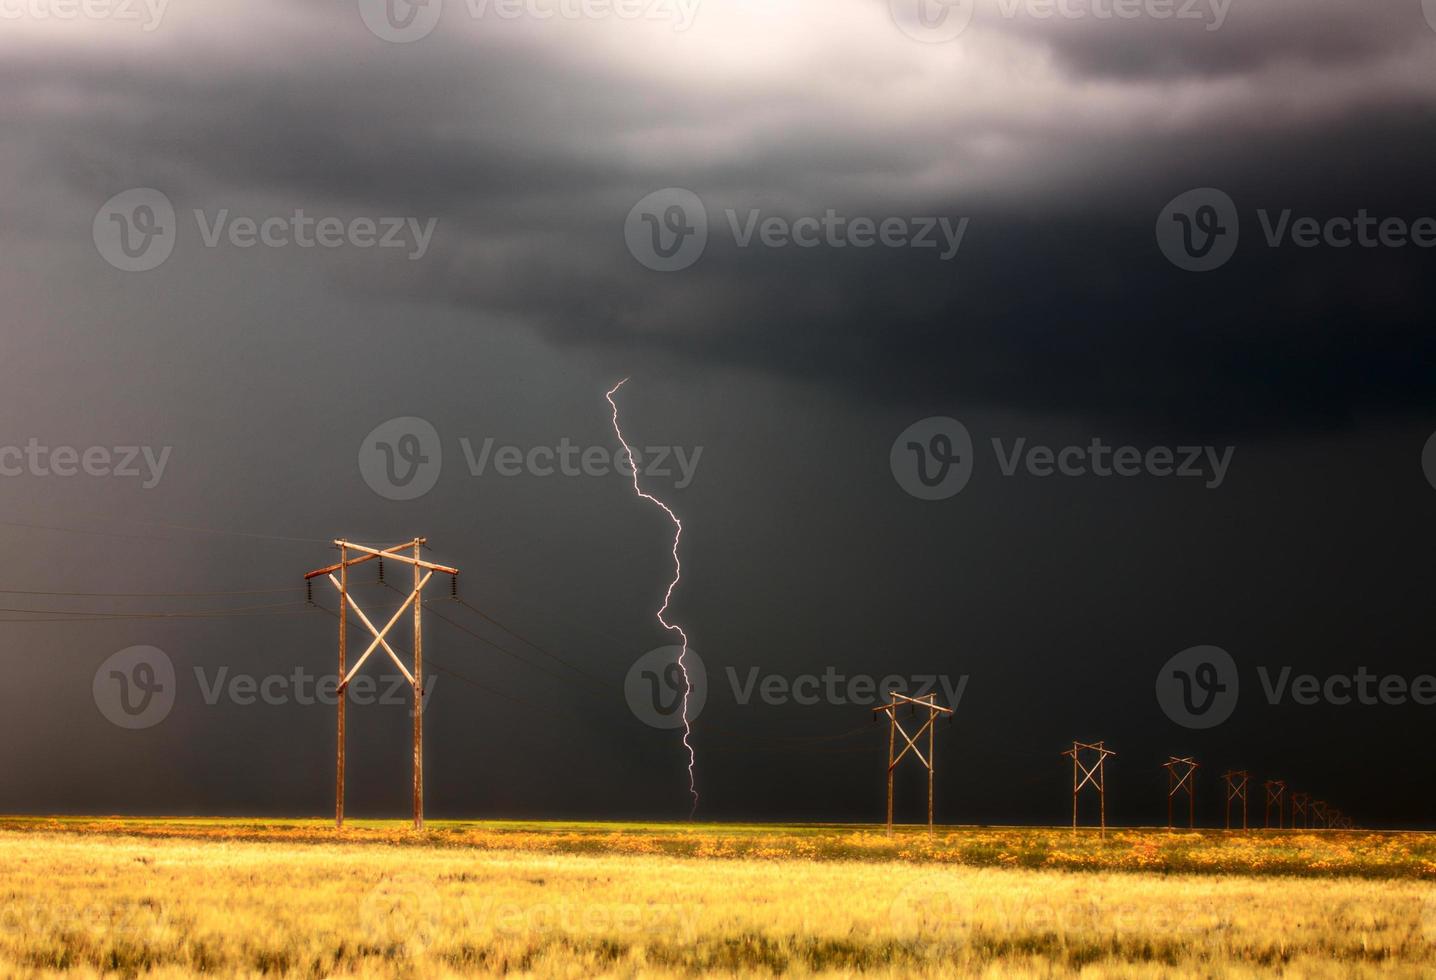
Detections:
304,538,459,580
871,692,954,715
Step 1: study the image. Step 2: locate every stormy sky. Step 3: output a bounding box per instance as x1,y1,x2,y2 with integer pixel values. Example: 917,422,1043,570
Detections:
1,0,1434,828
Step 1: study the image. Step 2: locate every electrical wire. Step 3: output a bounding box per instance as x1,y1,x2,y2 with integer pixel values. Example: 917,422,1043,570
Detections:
0,587,299,599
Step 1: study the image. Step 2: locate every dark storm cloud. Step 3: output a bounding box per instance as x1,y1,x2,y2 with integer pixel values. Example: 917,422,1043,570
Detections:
5,0,1434,432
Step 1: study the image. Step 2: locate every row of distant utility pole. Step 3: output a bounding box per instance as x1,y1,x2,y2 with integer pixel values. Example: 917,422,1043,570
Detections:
1159,755,1350,832
1064,743,1355,835
873,710,1358,835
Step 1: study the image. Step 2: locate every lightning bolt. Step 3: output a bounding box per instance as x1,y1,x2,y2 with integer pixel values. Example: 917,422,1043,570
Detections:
606,378,698,818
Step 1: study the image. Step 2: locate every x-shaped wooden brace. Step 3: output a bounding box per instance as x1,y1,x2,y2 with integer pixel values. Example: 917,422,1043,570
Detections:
329,571,429,687
1224,770,1249,803
887,710,934,771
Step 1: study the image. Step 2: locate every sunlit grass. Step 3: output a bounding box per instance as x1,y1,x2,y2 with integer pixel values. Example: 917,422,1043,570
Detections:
1,820,1434,977
4,816,1434,879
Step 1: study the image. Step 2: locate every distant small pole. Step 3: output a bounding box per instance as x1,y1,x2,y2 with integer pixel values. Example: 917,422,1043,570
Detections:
1222,770,1249,830
1163,756,1199,830
1062,741,1116,837
1312,800,1329,829
873,692,953,836
1290,791,1310,829
1264,779,1286,829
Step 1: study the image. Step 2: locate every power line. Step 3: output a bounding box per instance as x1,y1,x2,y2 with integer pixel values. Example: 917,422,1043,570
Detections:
0,600,305,619
309,601,547,713
0,602,314,623
0,516,326,545
449,596,611,689
0,586,299,599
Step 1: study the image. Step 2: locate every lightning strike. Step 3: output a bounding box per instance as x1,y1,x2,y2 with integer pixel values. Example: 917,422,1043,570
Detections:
606,378,698,817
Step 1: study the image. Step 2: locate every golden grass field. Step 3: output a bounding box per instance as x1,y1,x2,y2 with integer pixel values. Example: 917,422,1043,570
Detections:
1,818,1434,978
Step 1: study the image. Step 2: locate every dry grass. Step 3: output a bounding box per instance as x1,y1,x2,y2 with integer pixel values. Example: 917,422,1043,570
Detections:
6,817,1435,879
0,820,1433,977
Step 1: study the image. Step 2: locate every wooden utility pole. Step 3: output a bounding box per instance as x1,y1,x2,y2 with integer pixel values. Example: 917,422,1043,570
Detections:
1162,756,1198,830
412,539,424,829
1222,770,1249,830
337,543,347,828
1062,741,1116,836
1312,800,1329,829
1264,779,1286,829
305,538,458,830
872,692,953,836
1290,791,1310,829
